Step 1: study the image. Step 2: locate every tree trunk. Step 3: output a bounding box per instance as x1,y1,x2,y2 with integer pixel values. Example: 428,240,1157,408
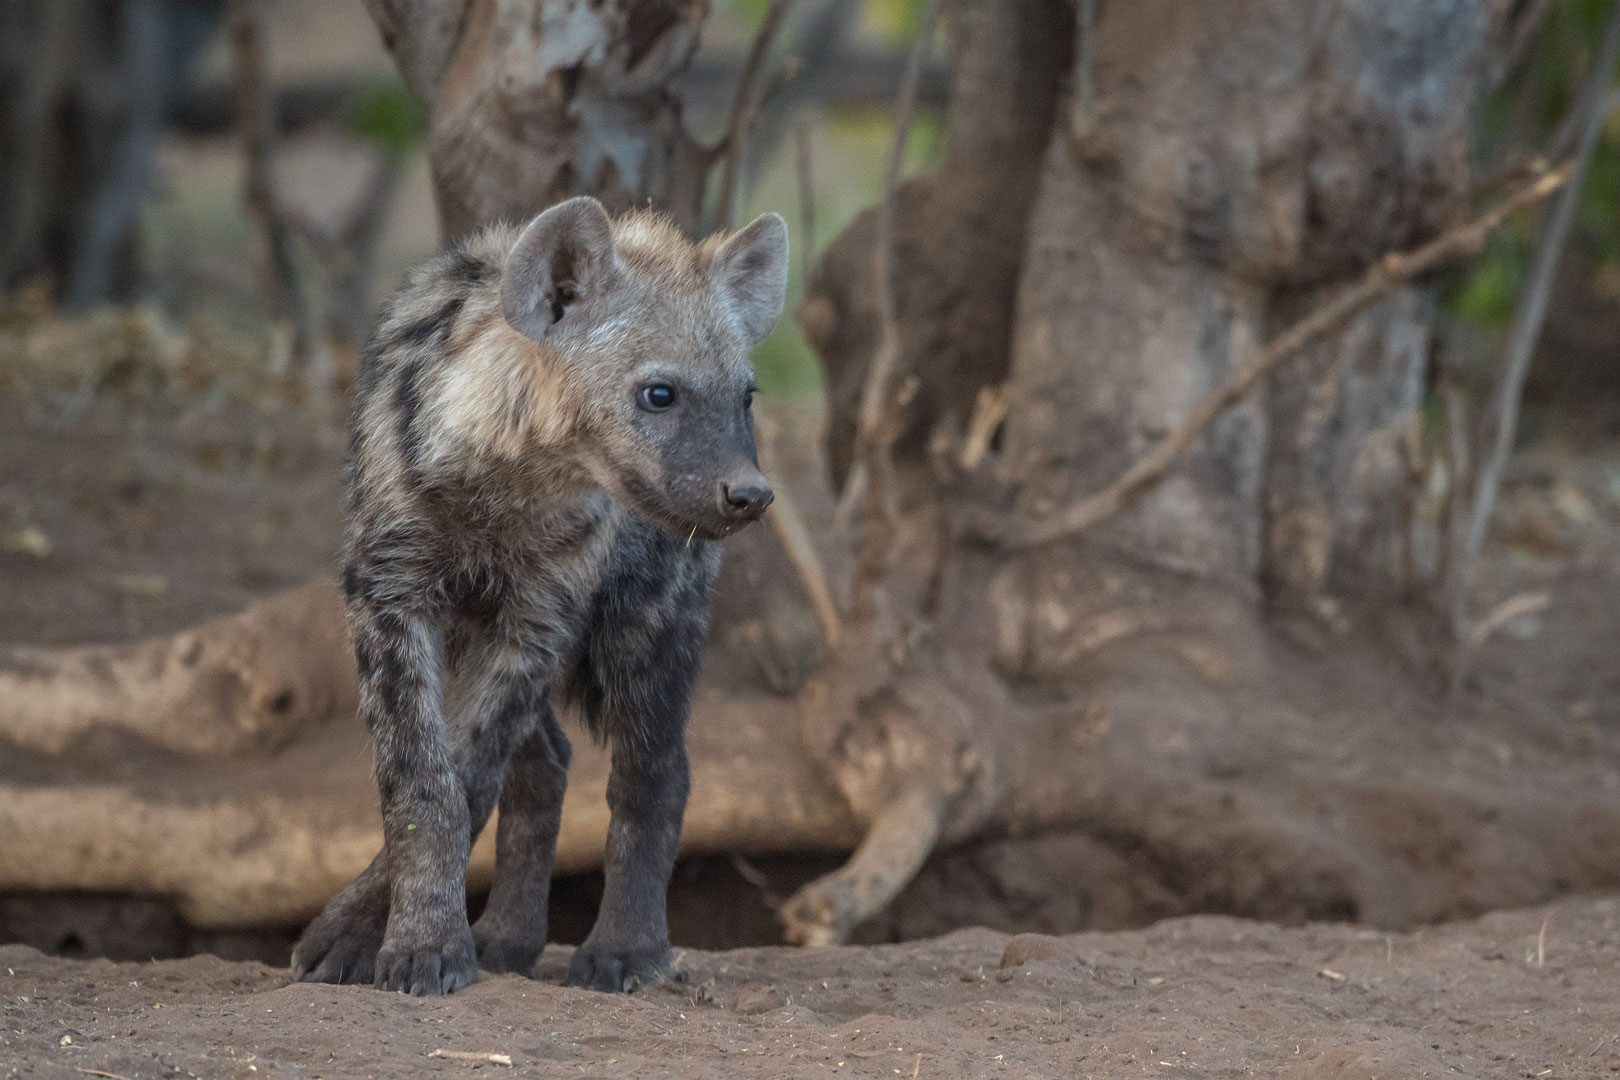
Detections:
9,0,1620,949
362,0,713,240
0,0,217,306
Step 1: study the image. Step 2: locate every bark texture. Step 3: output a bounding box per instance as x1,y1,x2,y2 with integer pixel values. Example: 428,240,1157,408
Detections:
364,0,712,240
0,0,216,306
800,0,1071,487
1003,0,1488,601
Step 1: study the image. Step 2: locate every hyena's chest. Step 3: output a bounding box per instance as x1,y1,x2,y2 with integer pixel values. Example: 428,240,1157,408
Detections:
433,494,621,677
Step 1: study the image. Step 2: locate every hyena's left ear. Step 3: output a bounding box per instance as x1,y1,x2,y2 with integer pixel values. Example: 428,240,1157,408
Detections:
502,196,620,342
713,212,789,346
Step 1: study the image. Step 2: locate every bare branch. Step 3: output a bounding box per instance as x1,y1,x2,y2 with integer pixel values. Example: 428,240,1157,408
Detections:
229,0,330,392
756,413,843,653
1011,164,1573,552
1450,0,1620,640
766,495,843,654
1492,0,1556,90
794,122,817,288
715,0,798,231
846,0,942,621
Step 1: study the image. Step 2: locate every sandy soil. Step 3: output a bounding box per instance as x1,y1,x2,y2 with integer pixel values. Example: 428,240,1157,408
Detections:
4,897,1618,1079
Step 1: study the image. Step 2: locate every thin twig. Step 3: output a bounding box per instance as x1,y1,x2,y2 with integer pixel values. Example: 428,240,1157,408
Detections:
1466,590,1551,649
794,121,817,289
229,0,330,391
1493,0,1557,89
767,494,843,652
78,1070,136,1080
427,1049,513,1066
958,384,1009,472
715,0,797,231
846,0,941,620
1011,164,1572,551
1450,0,1620,641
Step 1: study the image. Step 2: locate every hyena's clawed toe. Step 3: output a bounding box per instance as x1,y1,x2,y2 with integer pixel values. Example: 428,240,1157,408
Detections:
565,940,673,994
374,931,479,996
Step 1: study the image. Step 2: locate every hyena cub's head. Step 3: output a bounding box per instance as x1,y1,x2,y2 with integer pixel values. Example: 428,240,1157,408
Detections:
501,197,787,539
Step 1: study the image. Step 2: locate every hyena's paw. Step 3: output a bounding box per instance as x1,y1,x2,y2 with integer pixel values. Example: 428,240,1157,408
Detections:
471,921,545,977
565,940,673,994
291,905,386,985
374,929,479,996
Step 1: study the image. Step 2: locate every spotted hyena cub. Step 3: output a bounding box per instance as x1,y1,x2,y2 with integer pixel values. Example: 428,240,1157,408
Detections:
290,197,787,995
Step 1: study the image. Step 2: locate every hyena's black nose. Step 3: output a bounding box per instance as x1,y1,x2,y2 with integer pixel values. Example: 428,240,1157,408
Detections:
720,480,774,521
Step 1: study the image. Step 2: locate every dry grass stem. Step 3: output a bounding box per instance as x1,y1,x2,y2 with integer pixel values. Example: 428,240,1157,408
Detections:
715,0,798,231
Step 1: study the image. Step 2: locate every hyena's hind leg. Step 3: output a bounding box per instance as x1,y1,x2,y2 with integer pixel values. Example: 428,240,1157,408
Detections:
291,850,391,984
470,702,571,976
292,638,536,987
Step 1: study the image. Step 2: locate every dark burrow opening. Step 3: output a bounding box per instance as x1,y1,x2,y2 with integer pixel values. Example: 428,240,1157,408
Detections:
0,854,846,968
0,827,1378,968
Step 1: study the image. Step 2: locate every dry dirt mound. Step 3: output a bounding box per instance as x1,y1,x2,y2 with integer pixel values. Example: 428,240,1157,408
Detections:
4,896,1617,1079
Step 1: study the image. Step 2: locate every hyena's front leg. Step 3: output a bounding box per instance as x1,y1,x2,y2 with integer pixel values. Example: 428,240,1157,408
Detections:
565,564,706,993
470,703,571,975
351,602,480,996
292,747,509,987
565,726,689,992
293,629,543,988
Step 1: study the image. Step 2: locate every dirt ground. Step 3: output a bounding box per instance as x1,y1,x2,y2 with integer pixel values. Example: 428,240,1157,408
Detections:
3,896,1618,1079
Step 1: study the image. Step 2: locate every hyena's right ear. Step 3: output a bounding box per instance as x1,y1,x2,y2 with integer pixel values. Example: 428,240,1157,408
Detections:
501,197,620,342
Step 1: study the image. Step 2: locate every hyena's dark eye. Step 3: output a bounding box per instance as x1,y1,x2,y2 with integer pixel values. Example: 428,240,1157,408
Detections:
744,386,757,409
638,383,677,412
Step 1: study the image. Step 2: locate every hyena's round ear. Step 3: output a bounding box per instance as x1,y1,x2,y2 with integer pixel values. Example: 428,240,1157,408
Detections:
501,197,620,342
713,212,789,346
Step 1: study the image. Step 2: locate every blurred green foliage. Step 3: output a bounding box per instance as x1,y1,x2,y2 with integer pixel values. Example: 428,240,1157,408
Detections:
746,110,945,397
1453,0,1620,331
728,0,928,41
348,77,426,158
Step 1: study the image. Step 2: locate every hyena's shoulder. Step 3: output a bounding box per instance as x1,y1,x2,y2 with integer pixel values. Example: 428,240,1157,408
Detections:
353,227,518,405
346,226,531,517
